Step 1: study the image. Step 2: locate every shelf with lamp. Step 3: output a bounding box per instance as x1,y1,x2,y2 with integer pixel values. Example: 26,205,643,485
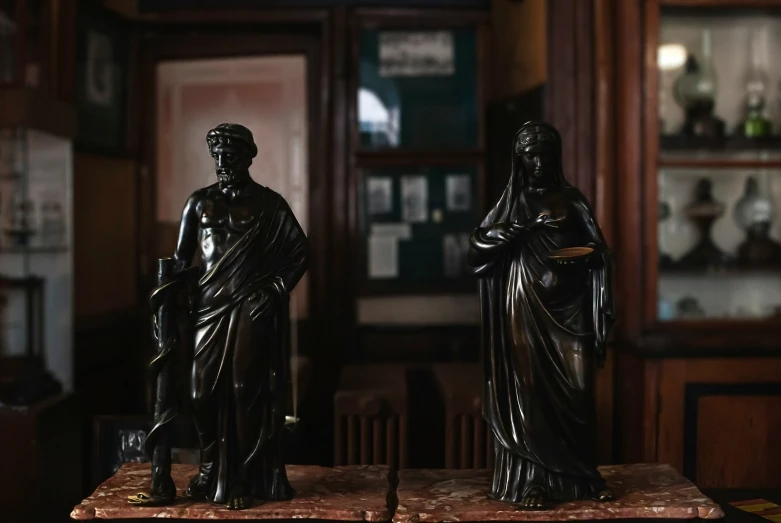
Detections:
658,17,781,162
0,0,75,407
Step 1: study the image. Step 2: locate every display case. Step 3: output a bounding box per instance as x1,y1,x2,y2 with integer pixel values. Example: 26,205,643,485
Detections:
350,9,489,295
612,0,781,490
653,6,781,324
617,0,781,347
0,0,62,92
0,88,74,405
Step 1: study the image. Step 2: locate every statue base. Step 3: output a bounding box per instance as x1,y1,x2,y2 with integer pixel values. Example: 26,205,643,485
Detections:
394,464,723,522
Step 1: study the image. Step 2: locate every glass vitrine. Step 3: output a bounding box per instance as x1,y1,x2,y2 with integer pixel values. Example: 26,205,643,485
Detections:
0,122,73,404
651,5,781,323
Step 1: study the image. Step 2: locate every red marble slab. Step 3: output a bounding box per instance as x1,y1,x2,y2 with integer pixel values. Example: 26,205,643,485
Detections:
394,464,724,522
71,463,391,521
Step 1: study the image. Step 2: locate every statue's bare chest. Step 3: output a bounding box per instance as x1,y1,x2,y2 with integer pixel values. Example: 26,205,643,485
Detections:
197,192,263,263
199,194,261,232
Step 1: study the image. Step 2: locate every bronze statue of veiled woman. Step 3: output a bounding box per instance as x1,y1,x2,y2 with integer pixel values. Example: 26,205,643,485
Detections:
467,121,615,509
150,123,309,510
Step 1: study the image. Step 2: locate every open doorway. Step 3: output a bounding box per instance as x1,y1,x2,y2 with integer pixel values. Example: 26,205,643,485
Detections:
155,55,309,321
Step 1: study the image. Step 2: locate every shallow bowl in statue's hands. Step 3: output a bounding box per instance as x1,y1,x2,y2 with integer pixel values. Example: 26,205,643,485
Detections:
547,246,594,267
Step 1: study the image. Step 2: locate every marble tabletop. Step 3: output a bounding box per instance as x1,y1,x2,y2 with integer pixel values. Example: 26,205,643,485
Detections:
393,464,724,522
71,463,724,522
71,463,392,521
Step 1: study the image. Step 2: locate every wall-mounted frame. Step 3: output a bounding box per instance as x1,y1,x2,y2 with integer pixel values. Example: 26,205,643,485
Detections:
348,8,491,296
358,162,483,294
74,2,129,155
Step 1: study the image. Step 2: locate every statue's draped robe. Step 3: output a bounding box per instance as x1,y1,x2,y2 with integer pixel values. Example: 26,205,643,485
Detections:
191,189,308,503
469,181,613,503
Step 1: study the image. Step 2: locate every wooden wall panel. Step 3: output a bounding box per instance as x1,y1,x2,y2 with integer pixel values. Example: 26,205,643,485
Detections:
491,0,546,99
547,0,593,201
653,358,781,488
594,350,615,464
657,359,687,473
696,395,781,488
73,153,138,321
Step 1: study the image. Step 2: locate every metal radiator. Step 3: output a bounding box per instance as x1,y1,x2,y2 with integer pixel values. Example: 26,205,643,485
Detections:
333,365,407,469
434,363,494,469
448,412,494,469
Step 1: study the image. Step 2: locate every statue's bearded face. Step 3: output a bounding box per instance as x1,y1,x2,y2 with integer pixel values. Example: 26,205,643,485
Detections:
209,143,251,187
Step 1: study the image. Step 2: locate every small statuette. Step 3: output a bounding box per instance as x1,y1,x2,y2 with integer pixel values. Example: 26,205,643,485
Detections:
130,123,310,510
467,121,615,507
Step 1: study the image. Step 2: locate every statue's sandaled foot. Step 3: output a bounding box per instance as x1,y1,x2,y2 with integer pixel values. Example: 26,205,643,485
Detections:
592,487,615,502
227,484,253,510
128,475,176,506
184,473,209,500
518,487,546,510
128,491,175,506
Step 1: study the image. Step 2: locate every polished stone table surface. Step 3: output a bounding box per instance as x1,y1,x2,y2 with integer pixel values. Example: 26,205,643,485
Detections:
70,463,392,521
393,464,724,522
71,463,724,522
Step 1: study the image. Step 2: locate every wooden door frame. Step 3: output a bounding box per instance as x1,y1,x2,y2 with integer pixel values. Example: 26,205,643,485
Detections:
135,16,347,463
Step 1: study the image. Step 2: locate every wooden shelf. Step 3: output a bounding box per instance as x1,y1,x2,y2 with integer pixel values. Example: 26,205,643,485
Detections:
661,135,781,150
355,148,484,167
658,317,781,326
659,267,781,277
0,88,76,140
660,159,781,169
0,245,68,254
659,135,781,168
660,0,781,8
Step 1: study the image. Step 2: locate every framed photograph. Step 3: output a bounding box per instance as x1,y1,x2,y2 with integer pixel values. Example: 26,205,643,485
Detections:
92,415,199,488
379,31,455,77
75,4,129,153
367,176,393,215
446,174,472,212
443,232,470,278
400,175,428,223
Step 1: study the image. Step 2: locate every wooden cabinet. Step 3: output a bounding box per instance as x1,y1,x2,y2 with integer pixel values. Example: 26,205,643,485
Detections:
607,0,781,488
0,393,82,523
616,355,781,488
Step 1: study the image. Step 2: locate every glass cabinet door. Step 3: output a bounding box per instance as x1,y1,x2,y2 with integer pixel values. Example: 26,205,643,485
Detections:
358,27,479,150
654,6,781,321
352,13,487,297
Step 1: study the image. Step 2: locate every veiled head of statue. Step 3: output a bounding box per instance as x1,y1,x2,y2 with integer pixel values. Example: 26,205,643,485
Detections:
514,122,563,189
207,123,258,187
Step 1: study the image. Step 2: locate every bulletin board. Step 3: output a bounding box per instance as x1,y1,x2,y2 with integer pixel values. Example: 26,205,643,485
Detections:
360,165,481,293
358,27,479,150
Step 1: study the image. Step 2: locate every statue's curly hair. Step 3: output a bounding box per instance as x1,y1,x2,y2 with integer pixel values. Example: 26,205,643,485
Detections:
206,123,258,159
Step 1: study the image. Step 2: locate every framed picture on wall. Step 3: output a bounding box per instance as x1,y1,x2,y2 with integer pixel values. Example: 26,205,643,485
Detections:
74,4,129,154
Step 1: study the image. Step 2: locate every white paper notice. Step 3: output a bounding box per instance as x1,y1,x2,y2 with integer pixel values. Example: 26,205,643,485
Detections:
370,222,412,240
443,232,471,278
379,31,455,77
446,174,472,212
401,175,428,223
367,176,393,215
368,235,398,279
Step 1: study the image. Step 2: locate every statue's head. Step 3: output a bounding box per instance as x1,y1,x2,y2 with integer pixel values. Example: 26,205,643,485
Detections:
206,123,258,188
514,122,563,190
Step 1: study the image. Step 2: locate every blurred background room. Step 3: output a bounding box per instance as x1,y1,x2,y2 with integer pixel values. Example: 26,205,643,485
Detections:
1,0,780,521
